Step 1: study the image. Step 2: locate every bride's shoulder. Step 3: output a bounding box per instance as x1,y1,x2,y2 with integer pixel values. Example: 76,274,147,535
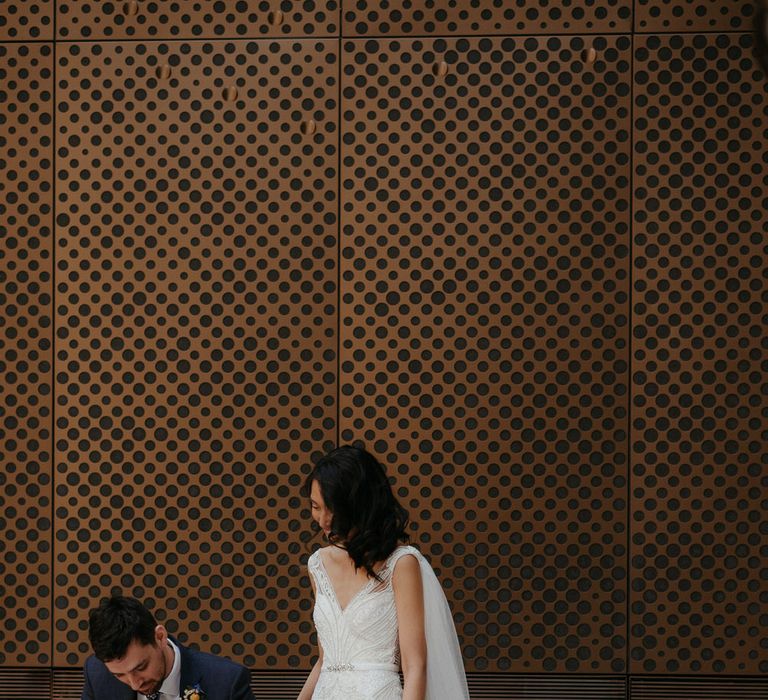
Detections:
308,546,329,567
394,543,420,555
388,544,422,567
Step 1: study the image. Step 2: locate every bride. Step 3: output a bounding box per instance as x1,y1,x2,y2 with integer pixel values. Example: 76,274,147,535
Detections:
297,445,469,700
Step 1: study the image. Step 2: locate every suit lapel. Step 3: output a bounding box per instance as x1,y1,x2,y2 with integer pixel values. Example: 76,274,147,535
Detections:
177,640,202,698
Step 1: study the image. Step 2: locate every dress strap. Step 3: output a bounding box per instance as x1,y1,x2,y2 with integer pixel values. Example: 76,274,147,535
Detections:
307,549,330,596
387,544,419,571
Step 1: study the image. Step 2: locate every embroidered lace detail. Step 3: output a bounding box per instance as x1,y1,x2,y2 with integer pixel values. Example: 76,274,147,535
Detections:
308,546,418,700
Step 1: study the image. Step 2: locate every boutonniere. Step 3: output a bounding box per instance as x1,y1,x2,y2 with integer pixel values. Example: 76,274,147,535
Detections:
182,685,205,700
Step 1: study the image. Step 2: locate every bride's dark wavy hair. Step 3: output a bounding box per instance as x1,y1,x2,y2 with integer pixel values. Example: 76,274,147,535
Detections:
304,445,409,579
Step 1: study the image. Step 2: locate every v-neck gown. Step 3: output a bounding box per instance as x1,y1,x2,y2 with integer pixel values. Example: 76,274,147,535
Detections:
308,545,416,699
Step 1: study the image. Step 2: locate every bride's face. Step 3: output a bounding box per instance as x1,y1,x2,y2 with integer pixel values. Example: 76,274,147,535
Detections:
310,480,333,537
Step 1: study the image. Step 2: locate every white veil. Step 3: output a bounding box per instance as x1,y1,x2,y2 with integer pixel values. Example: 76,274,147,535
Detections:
410,548,470,700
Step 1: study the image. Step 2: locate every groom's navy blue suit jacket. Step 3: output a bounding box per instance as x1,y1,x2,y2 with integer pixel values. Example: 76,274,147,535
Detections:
80,637,255,700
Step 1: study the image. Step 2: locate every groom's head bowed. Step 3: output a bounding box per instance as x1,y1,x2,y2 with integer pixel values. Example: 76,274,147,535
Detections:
87,595,172,696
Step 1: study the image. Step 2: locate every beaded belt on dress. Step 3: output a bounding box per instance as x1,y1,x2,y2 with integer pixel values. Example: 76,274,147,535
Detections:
323,662,399,673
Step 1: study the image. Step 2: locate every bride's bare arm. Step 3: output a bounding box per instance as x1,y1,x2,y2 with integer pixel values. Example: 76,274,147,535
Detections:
296,645,323,700
393,554,427,700
297,572,323,700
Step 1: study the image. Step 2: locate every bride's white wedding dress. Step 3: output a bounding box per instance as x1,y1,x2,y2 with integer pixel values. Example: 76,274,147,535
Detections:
308,544,469,700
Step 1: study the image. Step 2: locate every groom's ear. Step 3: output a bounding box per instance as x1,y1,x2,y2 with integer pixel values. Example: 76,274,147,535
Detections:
154,624,168,646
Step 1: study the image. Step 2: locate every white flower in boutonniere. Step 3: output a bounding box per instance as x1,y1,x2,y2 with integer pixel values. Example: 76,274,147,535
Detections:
182,685,205,700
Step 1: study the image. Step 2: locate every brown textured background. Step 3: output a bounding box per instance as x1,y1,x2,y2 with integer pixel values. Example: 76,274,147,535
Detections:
0,0,766,696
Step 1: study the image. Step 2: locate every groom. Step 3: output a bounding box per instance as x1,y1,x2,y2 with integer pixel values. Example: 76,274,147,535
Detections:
81,596,254,700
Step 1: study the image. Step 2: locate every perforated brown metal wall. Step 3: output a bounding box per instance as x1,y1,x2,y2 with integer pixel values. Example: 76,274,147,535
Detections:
339,35,631,673
1,0,766,693
55,1,339,40
0,42,54,666
51,37,338,667
631,32,767,675
342,1,632,35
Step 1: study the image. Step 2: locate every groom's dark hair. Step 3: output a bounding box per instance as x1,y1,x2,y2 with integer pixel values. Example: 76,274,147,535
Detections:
304,445,409,579
88,595,158,661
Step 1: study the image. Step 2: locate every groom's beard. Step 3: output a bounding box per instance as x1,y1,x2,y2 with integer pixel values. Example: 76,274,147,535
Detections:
143,644,168,696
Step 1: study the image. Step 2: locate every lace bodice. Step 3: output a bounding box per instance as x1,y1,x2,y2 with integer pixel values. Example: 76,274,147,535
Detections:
308,545,417,699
